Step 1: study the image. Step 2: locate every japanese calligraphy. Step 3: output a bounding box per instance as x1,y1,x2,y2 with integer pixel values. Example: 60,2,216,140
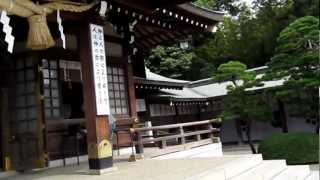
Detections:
90,24,110,115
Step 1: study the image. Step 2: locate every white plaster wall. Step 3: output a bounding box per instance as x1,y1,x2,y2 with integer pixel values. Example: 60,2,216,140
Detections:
220,117,314,143
220,120,239,143
249,121,282,140
287,117,315,132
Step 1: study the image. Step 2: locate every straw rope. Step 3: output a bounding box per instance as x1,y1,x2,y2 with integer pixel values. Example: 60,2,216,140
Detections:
15,0,46,15
0,0,33,17
42,2,95,14
27,15,55,50
0,0,96,50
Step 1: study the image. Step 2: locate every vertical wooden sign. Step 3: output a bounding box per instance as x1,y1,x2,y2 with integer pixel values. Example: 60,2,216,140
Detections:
80,22,113,174
89,24,110,115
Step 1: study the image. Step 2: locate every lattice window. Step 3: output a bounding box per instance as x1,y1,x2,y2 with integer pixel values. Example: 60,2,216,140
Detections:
177,104,198,115
149,104,175,117
42,59,61,119
107,65,129,115
13,58,39,133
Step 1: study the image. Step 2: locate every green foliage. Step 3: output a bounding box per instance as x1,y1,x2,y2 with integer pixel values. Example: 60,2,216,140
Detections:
214,61,272,122
214,61,255,86
146,0,319,81
146,45,195,80
264,16,319,123
258,133,319,164
194,2,288,69
266,16,320,87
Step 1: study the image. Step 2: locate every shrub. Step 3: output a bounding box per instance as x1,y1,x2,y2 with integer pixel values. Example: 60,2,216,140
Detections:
258,132,319,165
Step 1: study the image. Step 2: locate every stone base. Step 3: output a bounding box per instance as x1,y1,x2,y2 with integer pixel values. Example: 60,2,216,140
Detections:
128,154,144,162
88,166,118,175
0,171,18,179
89,156,113,170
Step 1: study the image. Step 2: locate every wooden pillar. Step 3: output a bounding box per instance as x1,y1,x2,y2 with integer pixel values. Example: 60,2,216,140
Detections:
80,21,113,172
126,60,138,121
174,103,179,124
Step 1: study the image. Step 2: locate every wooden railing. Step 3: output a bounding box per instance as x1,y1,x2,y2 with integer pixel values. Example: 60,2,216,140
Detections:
130,119,221,158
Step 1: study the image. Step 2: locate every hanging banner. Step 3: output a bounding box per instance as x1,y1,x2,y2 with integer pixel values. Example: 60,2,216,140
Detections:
89,24,110,115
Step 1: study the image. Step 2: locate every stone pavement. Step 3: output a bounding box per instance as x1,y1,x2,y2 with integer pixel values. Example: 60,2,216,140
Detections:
1,155,260,180
3,155,318,180
1,143,318,180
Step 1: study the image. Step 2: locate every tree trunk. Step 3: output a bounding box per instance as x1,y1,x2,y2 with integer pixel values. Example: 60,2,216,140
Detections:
245,119,257,154
235,119,245,144
315,117,319,134
278,99,289,133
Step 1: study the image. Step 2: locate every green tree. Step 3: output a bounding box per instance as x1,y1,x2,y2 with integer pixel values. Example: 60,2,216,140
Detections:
214,61,272,153
264,16,320,133
194,4,272,69
146,1,319,81
146,45,195,80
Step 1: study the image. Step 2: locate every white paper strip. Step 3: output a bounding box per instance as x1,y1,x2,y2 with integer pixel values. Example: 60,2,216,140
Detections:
0,10,14,53
57,10,66,49
99,1,107,17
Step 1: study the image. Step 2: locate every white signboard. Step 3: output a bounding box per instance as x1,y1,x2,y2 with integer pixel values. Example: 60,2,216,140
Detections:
90,24,110,115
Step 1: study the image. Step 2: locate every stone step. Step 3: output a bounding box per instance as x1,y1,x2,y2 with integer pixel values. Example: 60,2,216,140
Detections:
305,171,319,180
185,154,263,180
219,154,264,179
122,157,246,180
273,165,311,180
153,143,223,159
230,160,287,180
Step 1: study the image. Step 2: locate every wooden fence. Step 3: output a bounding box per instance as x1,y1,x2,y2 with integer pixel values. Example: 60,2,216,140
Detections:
130,119,221,158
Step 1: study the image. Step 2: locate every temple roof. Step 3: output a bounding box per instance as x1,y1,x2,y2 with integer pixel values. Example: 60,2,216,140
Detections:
141,66,285,102
133,3,224,49
177,3,224,22
134,68,189,90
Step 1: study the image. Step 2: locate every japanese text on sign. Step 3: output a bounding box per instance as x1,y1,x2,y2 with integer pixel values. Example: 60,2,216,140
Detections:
90,24,110,115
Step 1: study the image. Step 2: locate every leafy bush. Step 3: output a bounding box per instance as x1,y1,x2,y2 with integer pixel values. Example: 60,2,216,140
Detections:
258,132,319,165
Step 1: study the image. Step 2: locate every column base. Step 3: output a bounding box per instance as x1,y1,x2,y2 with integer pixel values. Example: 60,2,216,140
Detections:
128,154,144,162
89,156,113,171
89,166,118,175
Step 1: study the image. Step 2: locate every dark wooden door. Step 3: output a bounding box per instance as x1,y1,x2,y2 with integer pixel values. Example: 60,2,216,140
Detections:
0,90,3,170
10,56,45,171
0,88,10,171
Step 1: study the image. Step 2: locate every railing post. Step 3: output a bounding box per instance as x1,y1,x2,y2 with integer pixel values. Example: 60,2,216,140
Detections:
160,140,167,149
196,134,201,141
129,129,144,162
179,126,186,144
207,123,214,139
134,132,143,154
137,132,144,154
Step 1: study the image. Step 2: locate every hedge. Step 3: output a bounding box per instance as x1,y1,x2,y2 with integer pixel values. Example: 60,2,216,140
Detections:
258,132,319,165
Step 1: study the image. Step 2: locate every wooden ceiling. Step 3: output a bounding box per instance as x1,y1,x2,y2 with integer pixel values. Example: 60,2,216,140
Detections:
133,23,195,50
96,0,223,52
